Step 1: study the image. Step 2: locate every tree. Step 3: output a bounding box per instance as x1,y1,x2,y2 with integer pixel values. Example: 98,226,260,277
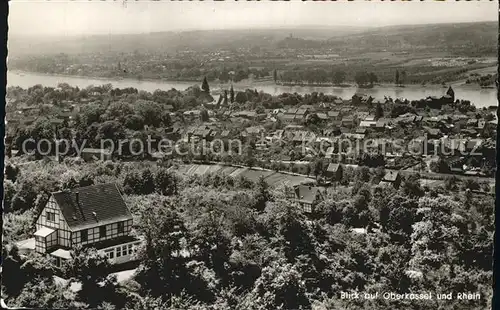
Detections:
462,179,480,191
400,70,407,86
141,169,156,195
10,179,38,212
273,69,278,83
368,72,378,87
430,158,451,174
241,260,310,310
229,85,235,103
136,204,202,299
447,86,455,101
200,109,209,122
135,100,163,127
255,175,271,211
375,102,384,119
201,76,210,93
190,209,231,284
5,162,20,182
333,70,347,85
97,120,126,146
313,159,324,180
223,90,228,106
154,168,177,195
402,175,425,198
395,70,400,85
410,196,460,270
235,91,247,104
385,196,417,243
11,278,83,309
63,246,118,307
354,71,368,87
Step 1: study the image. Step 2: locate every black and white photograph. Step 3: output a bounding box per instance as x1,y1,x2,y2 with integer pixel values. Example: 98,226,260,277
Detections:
1,1,497,309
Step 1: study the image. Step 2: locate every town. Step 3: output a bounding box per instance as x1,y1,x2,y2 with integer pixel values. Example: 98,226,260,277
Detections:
2,1,496,309
3,77,495,309
5,79,497,183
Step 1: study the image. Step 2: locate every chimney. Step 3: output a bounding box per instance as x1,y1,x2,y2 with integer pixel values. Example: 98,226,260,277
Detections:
75,191,85,220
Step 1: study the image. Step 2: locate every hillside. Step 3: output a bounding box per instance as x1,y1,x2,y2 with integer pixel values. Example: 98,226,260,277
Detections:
325,22,498,55
8,22,497,57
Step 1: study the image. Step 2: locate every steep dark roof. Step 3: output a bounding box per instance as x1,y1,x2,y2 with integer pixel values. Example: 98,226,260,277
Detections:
294,185,322,205
383,171,399,182
326,163,340,173
52,183,132,231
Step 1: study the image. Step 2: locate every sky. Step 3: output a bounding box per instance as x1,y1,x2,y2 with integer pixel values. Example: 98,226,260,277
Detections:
8,0,499,37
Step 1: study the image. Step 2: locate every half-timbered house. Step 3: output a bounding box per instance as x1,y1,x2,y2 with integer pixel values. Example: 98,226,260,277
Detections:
34,183,142,267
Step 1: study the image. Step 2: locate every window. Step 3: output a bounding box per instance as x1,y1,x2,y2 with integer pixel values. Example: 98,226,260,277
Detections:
128,244,133,255
116,247,121,257
117,222,124,234
81,229,88,242
46,212,56,222
303,203,312,213
99,226,106,238
105,250,114,259
122,246,127,256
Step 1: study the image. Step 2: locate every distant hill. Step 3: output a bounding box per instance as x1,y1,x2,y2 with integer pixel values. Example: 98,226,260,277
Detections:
7,22,497,57
324,22,498,54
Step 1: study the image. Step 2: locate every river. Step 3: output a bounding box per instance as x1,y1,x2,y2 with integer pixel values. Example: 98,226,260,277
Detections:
7,71,497,108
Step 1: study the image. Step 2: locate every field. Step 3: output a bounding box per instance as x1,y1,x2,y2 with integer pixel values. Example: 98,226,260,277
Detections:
173,163,315,187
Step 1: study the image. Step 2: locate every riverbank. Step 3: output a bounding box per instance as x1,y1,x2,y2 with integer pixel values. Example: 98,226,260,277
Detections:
12,69,490,92
7,70,497,108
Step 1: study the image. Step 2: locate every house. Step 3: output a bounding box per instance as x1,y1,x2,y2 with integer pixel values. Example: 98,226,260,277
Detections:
364,115,376,122
341,117,356,128
57,111,74,121
425,127,441,139
34,183,142,267
244,126,265,137
359,120,377,128
288,185,324,213
327,111,341,121
356,128,368,135
325,163,343,181
316,113,329,121
23,117,37,126
375,119,387,131
477,119,486,130
81,148,112,162
281,114,297,123
299,104,315,111
356,112,370,121
183,110,201,119
165,127,183,141
467,119,479,127
219,130,232,142
295,108,310,120
233,111,257,120
381,171,401,189
352,94,373,105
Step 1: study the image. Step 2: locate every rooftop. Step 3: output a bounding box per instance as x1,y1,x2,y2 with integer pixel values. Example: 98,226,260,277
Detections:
52,183,133,231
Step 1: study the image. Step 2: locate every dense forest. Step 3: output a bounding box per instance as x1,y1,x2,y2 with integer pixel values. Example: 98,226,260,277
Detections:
2,155,494,309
